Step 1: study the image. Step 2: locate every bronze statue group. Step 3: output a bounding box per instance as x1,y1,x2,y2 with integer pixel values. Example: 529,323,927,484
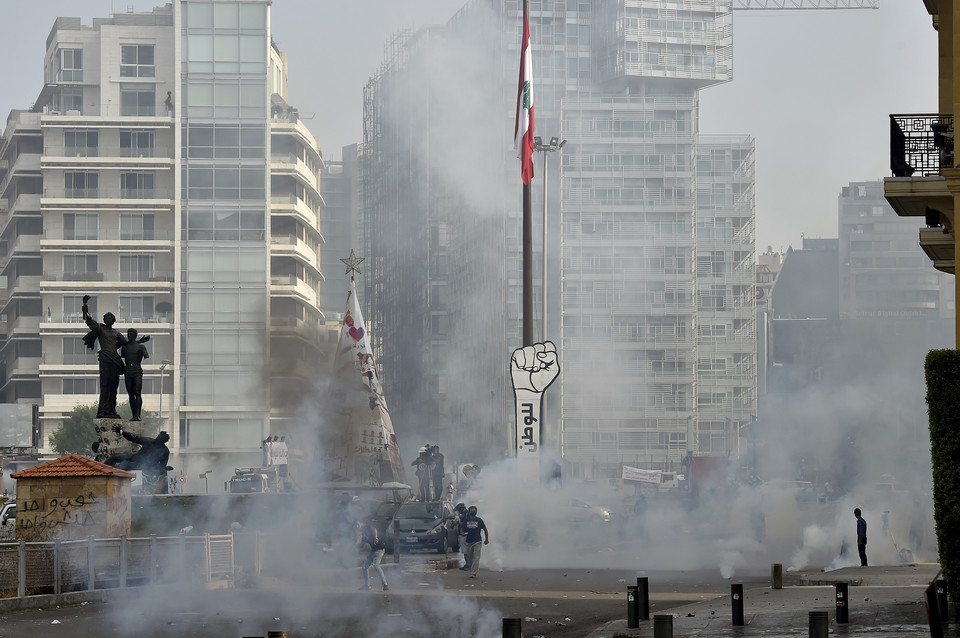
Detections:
82,295,171,492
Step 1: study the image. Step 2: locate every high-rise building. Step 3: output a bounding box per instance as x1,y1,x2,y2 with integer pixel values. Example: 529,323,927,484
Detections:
0,2,326,483
840,180,953,320
362,0,756,477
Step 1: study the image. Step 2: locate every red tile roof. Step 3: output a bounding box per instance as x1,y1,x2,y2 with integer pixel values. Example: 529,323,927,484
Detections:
12,454,135,479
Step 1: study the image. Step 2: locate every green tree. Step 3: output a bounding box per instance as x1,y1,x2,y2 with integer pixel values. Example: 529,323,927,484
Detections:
49,403,97,456
49,402,160,456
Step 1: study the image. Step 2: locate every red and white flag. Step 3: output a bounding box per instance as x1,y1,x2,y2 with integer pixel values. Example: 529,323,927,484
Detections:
514,2,535,185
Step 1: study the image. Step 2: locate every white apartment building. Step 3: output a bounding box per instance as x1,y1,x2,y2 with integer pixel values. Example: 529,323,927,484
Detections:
0,1,326,485
363,0,757,477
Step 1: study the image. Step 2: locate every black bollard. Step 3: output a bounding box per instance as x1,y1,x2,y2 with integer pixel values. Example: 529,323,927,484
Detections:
731,583,744,626
937,579,948,622
809,610,828,638
267,633,288,638
637,576,650,620
771,563,783,589
502,617,522,638
393,519,400,563
627,585,639,628
835,581,848,624
653,614,673,638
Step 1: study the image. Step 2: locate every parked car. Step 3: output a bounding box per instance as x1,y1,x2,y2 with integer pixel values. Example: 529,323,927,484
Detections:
386,501,459,554
0,502,15,526
560,497,611,524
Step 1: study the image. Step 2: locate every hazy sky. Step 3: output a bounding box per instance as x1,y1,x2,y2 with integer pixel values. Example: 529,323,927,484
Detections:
0,1,938,254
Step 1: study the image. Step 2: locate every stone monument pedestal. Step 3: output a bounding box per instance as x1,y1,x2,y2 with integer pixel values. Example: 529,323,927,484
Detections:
93,418,146,462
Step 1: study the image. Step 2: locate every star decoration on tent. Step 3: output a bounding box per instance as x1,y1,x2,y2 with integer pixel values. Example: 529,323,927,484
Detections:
340,249,365,277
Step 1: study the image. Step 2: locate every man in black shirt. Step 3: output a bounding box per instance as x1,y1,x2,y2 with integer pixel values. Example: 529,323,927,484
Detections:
355,520,389,591
459,505,489,578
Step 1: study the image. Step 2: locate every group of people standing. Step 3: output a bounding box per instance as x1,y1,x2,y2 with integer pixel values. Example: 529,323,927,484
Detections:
411,444,444,501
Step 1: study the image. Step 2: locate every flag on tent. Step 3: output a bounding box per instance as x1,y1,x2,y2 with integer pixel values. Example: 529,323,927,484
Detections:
514,2,535,185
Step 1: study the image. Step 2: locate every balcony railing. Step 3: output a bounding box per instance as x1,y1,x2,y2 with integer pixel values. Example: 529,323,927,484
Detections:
889,114,954,177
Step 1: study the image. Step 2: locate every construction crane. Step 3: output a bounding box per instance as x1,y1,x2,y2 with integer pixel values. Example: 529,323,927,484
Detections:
734,0,878,8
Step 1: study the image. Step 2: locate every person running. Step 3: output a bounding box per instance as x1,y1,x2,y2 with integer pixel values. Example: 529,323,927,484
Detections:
356,520,389,591
459,505,489,578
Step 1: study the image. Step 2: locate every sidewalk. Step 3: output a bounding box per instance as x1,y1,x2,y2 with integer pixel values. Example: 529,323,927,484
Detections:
587,563,942,637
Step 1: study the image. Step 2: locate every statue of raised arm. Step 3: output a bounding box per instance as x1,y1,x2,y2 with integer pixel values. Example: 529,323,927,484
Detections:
81,295,127,419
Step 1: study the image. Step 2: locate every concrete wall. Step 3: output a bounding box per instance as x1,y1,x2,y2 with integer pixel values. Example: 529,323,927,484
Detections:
16,475,131,541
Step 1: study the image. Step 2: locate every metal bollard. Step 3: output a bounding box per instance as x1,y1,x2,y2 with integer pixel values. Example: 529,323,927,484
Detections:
809,610,828,638
638,576,650,620
835,581,848,624
653,614,673,638
393,519,400,563
502,617,522,638
267,633,288,638
731,583,744,626
771,563,783,589
937,579,948,622
627,585,639,628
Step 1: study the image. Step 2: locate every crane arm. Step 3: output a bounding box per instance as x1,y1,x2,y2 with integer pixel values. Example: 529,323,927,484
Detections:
733,0,878,8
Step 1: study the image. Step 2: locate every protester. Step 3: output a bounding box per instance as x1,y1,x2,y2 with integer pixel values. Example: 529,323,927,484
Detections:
459,505,489,578
855,507,868,567
355,520,389,591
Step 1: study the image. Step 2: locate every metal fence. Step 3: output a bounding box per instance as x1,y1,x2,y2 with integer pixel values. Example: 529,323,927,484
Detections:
0,534,233,598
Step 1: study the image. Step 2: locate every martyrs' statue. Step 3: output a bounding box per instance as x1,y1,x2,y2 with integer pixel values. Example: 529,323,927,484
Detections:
81,294,149,420
112,425,172,493
120,328,150,421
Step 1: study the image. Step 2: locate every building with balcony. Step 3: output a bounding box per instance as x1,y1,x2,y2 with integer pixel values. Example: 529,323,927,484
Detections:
362,0,755,477
841,180,953,320
884,3,960,343
0,2,327,487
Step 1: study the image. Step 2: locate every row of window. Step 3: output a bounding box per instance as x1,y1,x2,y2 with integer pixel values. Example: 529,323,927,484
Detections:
62,171,156,198
56,296,157,320
59,45,155,84
64,213,154,240
62,254,156,280
62,130,156,156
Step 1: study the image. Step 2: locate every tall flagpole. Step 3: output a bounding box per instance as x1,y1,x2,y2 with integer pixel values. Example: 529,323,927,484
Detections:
517,0,534,347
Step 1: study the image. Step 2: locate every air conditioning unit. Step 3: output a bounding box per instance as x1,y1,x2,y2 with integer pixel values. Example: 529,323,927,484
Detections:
66,110,81,116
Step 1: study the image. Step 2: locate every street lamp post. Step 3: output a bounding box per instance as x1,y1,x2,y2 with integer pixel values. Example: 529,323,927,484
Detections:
200,470,212,495
533,136,565,461
158,360,172,423
533,136,566,339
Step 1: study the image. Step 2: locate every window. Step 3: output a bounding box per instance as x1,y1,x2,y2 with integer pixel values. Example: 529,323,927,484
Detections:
64,171,98,198
63,295,94,320
63,378,98,394
186,124,265,159
58,49,82,82
60,87,83,113
185,206,264,240
186,166,264,200
120,83,155,116
63,213,98,240
61,337,88,364
63,254,99,279
119,295,154,321
64,129,98,157
120,45,155,77
119,130,155,157
120,171,155,198
120,255,154,281
120,213,155,240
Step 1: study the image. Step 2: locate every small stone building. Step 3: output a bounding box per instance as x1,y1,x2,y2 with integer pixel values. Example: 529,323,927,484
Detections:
11,454,134,542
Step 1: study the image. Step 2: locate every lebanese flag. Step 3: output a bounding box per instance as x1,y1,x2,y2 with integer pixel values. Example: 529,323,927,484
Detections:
514,2,534,185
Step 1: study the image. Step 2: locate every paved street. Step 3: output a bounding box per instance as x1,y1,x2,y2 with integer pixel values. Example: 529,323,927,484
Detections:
0,557,953,637
0,561,757,637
